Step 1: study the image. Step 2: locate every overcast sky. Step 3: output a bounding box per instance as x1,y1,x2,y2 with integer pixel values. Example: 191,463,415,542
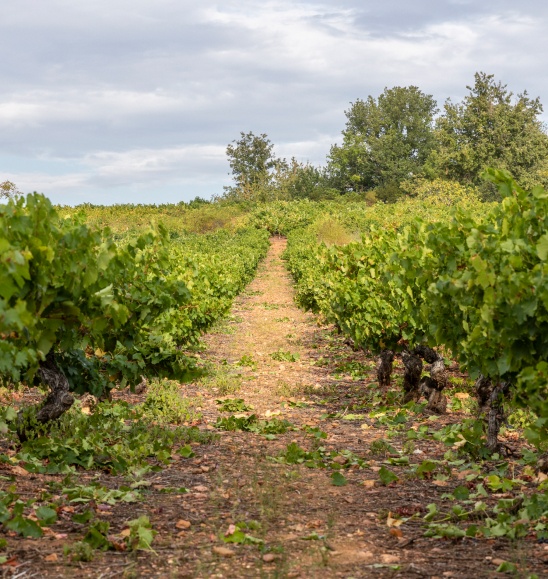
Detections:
1,0,547,204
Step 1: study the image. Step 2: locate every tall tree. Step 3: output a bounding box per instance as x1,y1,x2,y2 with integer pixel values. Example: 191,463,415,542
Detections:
225,132,278,191
327,86,438,192
430,72,548,188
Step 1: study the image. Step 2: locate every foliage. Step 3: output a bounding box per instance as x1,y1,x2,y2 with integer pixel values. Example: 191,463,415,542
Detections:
0,400,213,474
0,194,269,404
283,170,548,443
0,181,22,200
327,86,438,192
429,72,548,192
140,379,201,425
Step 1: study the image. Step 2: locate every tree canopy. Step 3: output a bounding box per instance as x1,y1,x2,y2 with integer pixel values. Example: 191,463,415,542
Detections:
327,86,438,192
429,72,548,189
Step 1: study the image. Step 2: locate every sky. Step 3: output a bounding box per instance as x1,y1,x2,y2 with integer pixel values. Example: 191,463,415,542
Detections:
1,0,547,205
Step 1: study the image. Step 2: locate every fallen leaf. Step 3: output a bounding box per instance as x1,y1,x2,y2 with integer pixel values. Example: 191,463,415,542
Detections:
176,520,192,529
454,392,470,400
362,480,377,488
10,465,29,477
389,528,403,539
263,553,276,563
44,554,58,562
193,485,208,493
120,528,131,537
432,480,449,487
386,513,403,528
380,554,399,564
492,558,506,566
213,546,235,558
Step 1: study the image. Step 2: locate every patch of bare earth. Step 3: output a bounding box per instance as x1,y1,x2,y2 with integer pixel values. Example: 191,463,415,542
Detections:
2,238,545,578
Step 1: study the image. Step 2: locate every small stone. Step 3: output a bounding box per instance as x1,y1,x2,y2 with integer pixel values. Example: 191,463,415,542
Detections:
263,553,276,563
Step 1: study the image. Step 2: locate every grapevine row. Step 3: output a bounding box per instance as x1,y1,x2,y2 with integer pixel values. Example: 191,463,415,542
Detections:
283,170,548,451
0,194,269,436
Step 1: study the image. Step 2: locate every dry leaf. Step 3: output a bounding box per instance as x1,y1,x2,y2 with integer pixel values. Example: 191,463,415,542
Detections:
176,520,192,529
10,465,29,477
120,528,131,537
263,553,276,563
386,513,403,528
492,558,506,566
389,528,403,539
432,480,449,487
362,480,377,488
454,392,470,400
213,546,235,558
193,485,208,493
380,554,399,564
45,553,58,562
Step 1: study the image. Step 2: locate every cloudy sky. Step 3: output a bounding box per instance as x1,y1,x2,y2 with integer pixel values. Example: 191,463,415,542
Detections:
1,0,547,204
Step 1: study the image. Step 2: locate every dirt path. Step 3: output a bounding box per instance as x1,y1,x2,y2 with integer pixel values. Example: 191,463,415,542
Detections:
10,238,543,578
145,237,539,578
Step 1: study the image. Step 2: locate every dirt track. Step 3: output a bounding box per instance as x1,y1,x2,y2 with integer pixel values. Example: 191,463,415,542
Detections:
5,238,544,578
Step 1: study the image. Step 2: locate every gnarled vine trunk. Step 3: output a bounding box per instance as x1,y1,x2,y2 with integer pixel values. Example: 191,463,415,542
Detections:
474,375,511,454
377,349,395,392
17,353,75,442
402,350,423,403
414,346,448,414
486,381,511,453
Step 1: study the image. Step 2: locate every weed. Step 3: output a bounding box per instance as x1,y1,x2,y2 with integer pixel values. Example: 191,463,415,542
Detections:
64,541,94,562
140,379,201,425
369,438,397,457
271,350,300,362
202,368,243,395
214,414,293,436
216,398,252,412
236,355,258,370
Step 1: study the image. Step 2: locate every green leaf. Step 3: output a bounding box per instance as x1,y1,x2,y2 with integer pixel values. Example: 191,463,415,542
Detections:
496,561,517,573
378,466,398,485
36,506,57,525
330,472,347,486
452,486,470,501
178,445,195,459
537,234,548,261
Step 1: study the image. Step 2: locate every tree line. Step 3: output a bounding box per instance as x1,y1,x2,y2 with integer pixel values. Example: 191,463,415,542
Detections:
224,72,548,202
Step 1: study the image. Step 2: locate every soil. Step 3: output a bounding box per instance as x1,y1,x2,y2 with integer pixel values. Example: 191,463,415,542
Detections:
1,238,546,578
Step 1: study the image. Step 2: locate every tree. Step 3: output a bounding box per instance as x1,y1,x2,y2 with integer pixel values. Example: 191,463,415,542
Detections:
225,132,279,193
429,72,548,189
327,86,438,193
0,180,22,200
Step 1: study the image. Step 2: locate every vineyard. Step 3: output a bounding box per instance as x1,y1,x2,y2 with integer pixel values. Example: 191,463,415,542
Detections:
1,177,548,576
